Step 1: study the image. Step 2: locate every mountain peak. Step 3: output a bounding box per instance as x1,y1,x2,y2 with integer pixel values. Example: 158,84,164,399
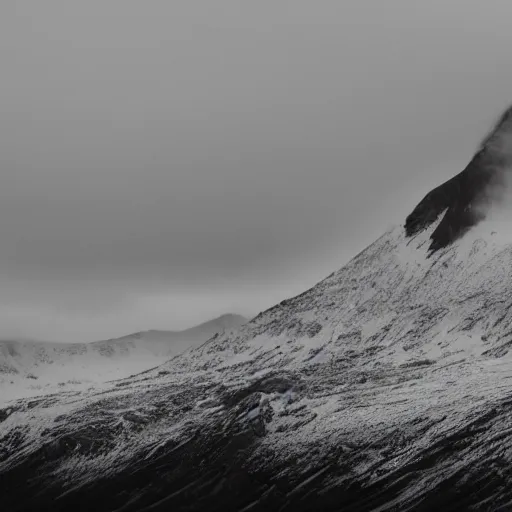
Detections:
204,313,249,328
405,104,512,252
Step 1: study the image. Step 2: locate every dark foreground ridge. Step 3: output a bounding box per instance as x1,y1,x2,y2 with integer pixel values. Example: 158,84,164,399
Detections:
406,105,512,252
5,370,512,512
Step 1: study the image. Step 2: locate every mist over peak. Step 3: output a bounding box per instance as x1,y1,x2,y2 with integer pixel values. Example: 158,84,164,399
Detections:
406,104,512,252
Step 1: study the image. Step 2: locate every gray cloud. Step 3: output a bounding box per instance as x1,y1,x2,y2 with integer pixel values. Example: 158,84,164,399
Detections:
1,0,512,340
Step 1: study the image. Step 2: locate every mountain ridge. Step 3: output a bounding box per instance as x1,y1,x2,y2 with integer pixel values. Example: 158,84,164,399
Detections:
0,313,248,401
406,104,512,252
97,313,248,344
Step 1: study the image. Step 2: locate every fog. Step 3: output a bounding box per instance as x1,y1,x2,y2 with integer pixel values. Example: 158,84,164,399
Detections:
2,1,512,341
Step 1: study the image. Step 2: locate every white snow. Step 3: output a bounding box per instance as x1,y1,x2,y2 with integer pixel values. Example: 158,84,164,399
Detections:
0,314,247,405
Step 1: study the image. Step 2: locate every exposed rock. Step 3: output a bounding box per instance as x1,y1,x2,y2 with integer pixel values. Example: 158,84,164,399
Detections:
406,105,512,252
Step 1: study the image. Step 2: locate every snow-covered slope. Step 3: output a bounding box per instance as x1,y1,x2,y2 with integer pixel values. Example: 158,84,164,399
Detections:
5,109,512,510
0,313,247,400
5,220,512,511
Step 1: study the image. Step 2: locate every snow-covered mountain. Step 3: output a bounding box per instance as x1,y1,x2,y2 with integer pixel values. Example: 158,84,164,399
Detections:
4,108,512,510
0,313,247,400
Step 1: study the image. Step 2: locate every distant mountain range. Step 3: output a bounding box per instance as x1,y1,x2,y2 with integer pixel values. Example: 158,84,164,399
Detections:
0,313,248,394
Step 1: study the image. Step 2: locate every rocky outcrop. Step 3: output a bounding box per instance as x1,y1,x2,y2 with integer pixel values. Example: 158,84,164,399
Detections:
406,105,512,252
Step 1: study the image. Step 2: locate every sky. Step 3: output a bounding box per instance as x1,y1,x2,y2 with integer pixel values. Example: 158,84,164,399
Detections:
2,0,512,341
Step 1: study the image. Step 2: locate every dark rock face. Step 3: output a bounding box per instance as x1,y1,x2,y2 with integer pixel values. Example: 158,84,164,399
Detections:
405,158,496,252
406,106,512,252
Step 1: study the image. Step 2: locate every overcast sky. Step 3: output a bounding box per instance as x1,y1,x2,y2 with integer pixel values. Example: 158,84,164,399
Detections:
2,0,512,341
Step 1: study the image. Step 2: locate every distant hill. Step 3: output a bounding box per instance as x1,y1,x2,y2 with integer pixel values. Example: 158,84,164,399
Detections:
0,313,248,390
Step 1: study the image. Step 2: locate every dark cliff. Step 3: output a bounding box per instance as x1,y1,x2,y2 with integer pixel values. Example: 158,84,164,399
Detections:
406,105,512,252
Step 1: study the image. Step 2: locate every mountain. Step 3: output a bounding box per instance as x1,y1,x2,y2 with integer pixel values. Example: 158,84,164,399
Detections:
4,110,512,510
0,313,248,401
406,104,512,252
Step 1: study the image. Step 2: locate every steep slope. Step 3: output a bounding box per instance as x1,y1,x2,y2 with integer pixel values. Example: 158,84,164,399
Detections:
0,314,247,401
4,218,512,511
406,104,512,252
5,111,512,510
